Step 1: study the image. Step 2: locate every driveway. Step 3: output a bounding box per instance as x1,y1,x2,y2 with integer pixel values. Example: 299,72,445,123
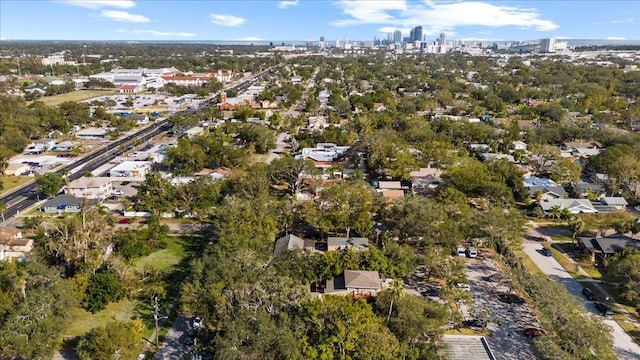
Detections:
523,242,640,360
465,255,539,360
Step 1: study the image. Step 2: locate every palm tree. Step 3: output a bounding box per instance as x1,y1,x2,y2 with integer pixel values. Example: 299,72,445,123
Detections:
386,279,405,323
568,216,586,242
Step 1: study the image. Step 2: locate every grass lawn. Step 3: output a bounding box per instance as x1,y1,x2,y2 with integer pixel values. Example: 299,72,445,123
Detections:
0,176,33,194
65,299,139,337
517,250,545,276
133,235,187,272
36,90,117,107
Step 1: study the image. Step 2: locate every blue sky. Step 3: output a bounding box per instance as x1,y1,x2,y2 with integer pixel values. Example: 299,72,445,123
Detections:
1,0,638,41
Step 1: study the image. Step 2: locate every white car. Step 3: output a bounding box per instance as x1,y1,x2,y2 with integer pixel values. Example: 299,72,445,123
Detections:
455,283,471,291
112,189,125,195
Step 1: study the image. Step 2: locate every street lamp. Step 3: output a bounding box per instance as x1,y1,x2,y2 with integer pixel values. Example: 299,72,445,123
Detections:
152,295,167,348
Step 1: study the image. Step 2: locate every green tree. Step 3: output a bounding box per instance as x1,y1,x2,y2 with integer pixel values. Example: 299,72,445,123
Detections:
83,270,126,313
77,321,143,360
35,172,65,198
568,216,586,241
549,157,583,185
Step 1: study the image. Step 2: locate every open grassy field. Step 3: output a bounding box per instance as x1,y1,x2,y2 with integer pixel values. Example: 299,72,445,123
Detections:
65,299,139,337
133,235,188,272
35,90,117,107
0,176,32,194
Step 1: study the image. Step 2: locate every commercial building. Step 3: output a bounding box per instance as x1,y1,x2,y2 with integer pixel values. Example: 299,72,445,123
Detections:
109,161,152,180
66,177,113,200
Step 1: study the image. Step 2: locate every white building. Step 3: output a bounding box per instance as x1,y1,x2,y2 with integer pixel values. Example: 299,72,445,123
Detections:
76,127,109,139
109,161,152,180
66,177,113,200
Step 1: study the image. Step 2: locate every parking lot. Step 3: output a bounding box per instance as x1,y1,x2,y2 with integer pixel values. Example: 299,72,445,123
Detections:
8,154,75,175
465,253,539,360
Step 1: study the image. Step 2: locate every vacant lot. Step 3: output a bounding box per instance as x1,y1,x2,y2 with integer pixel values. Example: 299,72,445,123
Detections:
0,176,32,194
36,90,117,107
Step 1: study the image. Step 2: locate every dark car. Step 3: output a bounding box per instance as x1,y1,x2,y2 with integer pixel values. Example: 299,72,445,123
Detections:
541,247,552,257
117,218,130,224
582,287,596,301
524,327,547,337
498,293,526,304
594,302,613,317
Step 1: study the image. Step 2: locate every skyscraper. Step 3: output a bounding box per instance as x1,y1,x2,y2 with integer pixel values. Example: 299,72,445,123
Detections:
413,26,422,43
439,32,446,45
409,28,415,44
393,30,402,44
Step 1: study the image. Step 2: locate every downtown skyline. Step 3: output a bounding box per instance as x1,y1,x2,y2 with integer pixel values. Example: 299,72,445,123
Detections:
1,0,639,42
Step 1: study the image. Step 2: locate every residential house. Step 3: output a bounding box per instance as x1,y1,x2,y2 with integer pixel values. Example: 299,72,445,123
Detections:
539,199,598,214
591,173,610,184
600,197,628,210
4,163,30,176
291,75,303,84
322,270,383,295
308,116,329,132
577,234,640,265
273,234,315,256
410,167,443,196
380,189,405,203
299,143,350,168
562,141,602,150
66,177,113,200
526,186,567,200
468,143,491,152
377,181,403,190
481,153,516,162
40,195,96,213
183,126,205,139
511,140,528,151
0,227,33,261
572,183,606,199
327,237,370,251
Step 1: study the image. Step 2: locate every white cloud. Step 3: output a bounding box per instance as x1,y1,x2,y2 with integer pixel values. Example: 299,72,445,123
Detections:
332,1,408,26
210,13,246,27
378,26,410,35
607,36,626,40
100,10,149,22
234,36,263,41
334,0,558,34
278,0,299,9
117,29,196,37
55,0,135,9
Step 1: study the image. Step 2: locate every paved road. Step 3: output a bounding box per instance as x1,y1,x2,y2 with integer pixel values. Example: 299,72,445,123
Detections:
153,314,192,360
523,242,640,359
465,255,539,360
266,132,290,163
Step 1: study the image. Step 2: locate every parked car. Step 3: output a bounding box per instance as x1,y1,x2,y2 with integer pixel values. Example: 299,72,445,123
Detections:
117,218,130,224
582,287,596,301
457,246,466,257
524,327,547,337
594,302,613,317
541,247,553,257
192,316,203,330
498,293,526,305
467,246,478,258
113,189,125,195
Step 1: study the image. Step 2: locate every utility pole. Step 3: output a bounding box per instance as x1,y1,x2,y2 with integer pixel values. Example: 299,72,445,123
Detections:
16,58,21,77
153,295,160,348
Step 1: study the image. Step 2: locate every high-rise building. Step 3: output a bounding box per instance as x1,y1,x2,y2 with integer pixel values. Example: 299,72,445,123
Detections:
439,32,446,45
409,28,415,44
413,26,422,43
335,37,340,48
319,36,325,49
540,38,556,53
393,30,402,44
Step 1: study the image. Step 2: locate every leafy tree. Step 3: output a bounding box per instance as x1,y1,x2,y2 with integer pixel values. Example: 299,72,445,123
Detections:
299,296,400,359
549,157,582,184
310,181,377,237
374,291,448,359
568,216,586,241
0,262,79,360
268,156,319,198
35,172,65,198
77,321,143,360
83,269,126,313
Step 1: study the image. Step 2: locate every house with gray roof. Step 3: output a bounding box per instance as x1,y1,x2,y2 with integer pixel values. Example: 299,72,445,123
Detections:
572,182,606,198
539,199,597,214
321,270,382,295
40,195,97,213
577,235,640,264
526,186,567,200
273,234,314,256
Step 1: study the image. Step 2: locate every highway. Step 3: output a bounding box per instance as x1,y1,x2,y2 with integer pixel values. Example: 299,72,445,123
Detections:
1,64,280,223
